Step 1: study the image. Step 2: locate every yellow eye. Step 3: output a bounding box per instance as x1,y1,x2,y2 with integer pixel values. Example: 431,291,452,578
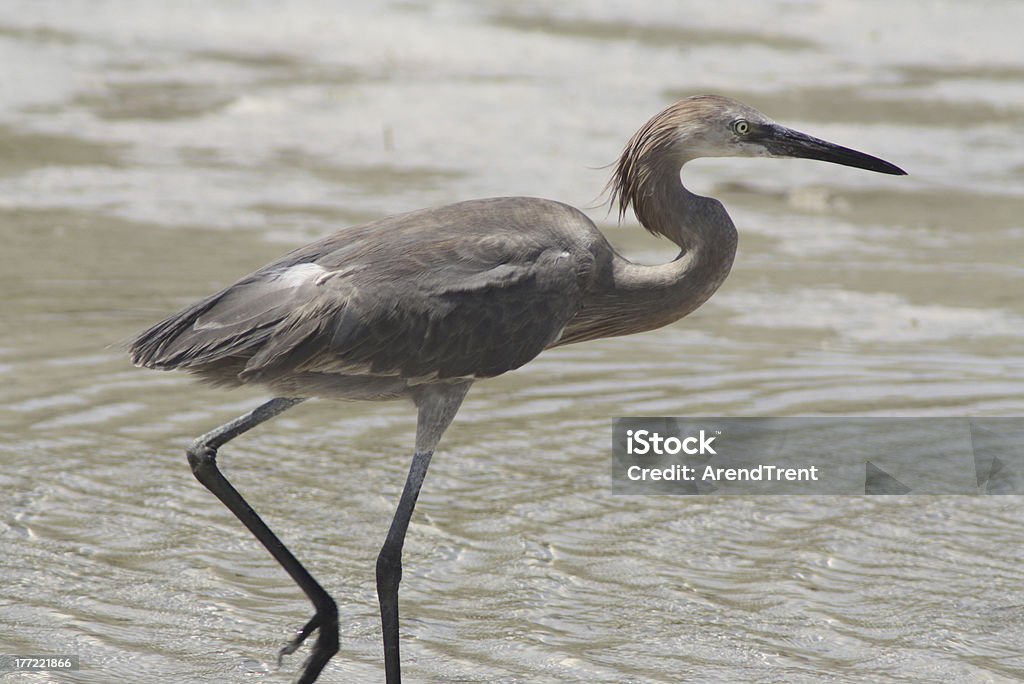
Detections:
733,119,751,136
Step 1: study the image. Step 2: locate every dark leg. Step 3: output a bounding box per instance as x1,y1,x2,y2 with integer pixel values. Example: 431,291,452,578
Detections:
186,397,338,684
376,450,432,684
376,383,471,684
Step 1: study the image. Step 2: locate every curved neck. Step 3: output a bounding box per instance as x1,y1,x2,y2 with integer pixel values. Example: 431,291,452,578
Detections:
563,161,738,345
616,166,737,326
631,160,727,251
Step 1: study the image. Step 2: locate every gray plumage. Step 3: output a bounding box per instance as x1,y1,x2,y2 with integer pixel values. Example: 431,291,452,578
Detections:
128,94,906,684
131,96,904,398
132,198,596,398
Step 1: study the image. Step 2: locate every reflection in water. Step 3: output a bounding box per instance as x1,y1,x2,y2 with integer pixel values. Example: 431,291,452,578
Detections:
2,2,1024,682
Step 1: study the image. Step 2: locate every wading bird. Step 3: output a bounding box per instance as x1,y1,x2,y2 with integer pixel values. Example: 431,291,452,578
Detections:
130,95,905,683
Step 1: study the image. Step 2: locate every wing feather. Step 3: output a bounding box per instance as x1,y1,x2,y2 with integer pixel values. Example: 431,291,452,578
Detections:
130,197,599,388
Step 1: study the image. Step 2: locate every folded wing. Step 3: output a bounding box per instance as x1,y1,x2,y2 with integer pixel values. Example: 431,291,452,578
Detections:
130,199,597,388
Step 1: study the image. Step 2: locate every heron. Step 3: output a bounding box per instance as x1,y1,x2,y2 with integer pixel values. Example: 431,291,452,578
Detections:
129,95,905,683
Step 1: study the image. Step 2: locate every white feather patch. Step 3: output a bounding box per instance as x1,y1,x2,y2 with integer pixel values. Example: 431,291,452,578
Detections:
277,262,327,287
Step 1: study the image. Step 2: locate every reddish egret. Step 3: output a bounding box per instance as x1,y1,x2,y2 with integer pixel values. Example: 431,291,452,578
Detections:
130,95,905,683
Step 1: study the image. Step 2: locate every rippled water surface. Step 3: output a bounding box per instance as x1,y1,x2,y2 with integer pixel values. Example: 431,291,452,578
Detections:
2,2,1023,682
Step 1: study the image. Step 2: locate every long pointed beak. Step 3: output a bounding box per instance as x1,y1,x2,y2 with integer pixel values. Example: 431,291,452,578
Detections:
762,125,907,175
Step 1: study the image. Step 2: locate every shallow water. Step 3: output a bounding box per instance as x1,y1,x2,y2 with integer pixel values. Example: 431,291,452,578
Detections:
2,2,1023,682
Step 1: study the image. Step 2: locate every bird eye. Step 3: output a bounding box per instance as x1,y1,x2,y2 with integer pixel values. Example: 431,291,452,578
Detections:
732,119,751,136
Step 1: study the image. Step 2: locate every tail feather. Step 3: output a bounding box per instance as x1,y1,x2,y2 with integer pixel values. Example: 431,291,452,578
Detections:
129,289,276,372
129,292,222,369
128,270,324,378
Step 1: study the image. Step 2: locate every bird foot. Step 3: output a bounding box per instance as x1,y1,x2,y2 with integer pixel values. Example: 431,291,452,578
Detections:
277,609,339,684
277,613,320,666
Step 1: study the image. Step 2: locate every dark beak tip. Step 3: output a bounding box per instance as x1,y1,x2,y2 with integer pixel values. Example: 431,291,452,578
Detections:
879,160,908,176
772,126,908,177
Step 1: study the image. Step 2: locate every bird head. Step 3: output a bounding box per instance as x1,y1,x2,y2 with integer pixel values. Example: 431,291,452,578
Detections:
664,95,906,175
608,95,906,227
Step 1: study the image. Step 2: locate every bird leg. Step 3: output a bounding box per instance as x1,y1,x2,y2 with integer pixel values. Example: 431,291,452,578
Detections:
376,382,471,684
185,397,340,684
376,449,431,684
